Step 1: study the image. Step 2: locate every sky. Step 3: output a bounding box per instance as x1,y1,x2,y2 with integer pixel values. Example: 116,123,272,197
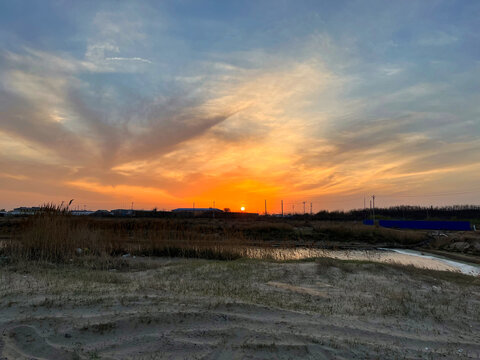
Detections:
0,0,479,213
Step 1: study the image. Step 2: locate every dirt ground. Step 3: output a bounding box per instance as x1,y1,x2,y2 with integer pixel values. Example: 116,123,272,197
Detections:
1,257,479,359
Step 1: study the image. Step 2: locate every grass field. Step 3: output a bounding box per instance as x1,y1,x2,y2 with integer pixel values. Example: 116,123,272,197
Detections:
2,206,480,266
1,257,479,359
1,207,480,358
0,205,437,264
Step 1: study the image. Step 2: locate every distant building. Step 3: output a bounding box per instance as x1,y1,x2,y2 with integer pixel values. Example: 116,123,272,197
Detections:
71,210,95,216
172,208,224,214
10,207,41,216
111,209,134,217
91,210,112,217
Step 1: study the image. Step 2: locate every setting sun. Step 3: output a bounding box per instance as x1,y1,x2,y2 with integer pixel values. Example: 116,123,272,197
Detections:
241,207,245,212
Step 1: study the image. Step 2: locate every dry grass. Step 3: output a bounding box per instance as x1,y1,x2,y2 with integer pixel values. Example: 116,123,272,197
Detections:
314,257,480,322
2,256,478,320
2,206,479,358
3,204,254,262
0,205,441,265
1,252,479,358
311,221,426,245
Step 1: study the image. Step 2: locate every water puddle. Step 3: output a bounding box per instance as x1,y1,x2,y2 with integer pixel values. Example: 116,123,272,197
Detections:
244,247,480,276
383,248,480,276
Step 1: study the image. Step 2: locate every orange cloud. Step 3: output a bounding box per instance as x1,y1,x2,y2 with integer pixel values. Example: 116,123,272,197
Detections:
2,46,480,211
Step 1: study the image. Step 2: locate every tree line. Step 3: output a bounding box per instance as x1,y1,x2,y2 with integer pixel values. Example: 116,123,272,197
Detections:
302,205,480,221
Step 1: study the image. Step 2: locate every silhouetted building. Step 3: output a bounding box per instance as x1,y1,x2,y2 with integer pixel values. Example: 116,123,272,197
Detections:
91,210,112,217
172,208,223,214
10,207,41,215
111,209,134,217
71,210,94,216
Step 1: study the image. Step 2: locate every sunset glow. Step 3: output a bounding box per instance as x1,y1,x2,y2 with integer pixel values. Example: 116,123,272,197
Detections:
0,1,479,212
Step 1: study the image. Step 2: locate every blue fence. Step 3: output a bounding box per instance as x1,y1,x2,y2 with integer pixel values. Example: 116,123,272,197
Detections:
378,220,471,231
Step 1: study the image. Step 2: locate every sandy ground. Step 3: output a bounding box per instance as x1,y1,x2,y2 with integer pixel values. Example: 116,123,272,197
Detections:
1,257,480,359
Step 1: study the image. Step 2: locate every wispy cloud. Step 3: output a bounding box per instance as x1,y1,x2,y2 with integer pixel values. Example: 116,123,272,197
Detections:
418,31,458,46
106,57,152,64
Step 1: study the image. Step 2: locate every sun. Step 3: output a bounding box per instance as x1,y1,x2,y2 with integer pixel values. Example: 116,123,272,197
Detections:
240,206,245,212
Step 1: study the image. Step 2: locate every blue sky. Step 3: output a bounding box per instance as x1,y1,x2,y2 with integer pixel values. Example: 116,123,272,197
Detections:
0,0,479,211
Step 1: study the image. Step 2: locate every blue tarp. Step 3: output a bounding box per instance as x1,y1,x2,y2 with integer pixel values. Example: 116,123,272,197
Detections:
363,219,374,225
378,220,471,231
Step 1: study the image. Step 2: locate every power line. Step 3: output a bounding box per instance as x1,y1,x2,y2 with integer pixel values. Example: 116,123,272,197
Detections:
280,187,480,208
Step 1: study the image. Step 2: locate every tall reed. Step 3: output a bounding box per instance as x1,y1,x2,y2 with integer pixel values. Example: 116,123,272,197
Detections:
6,204,251,262
3,205,429,263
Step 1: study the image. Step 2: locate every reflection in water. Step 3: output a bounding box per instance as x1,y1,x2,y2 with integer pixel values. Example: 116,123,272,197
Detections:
385,248,480,276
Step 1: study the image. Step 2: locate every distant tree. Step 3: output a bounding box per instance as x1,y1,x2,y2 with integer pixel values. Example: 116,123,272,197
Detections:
224,208,231,212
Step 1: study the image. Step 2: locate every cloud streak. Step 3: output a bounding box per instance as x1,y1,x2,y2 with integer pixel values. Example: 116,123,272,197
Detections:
106,57,152,64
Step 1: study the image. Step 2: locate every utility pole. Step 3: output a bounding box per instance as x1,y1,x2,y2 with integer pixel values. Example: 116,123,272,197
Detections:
364,196,366,219
303,201,306,215
371,195,376,222
281,200,284,217
292,204,295,215
264,200,267,216
310,202,313,215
